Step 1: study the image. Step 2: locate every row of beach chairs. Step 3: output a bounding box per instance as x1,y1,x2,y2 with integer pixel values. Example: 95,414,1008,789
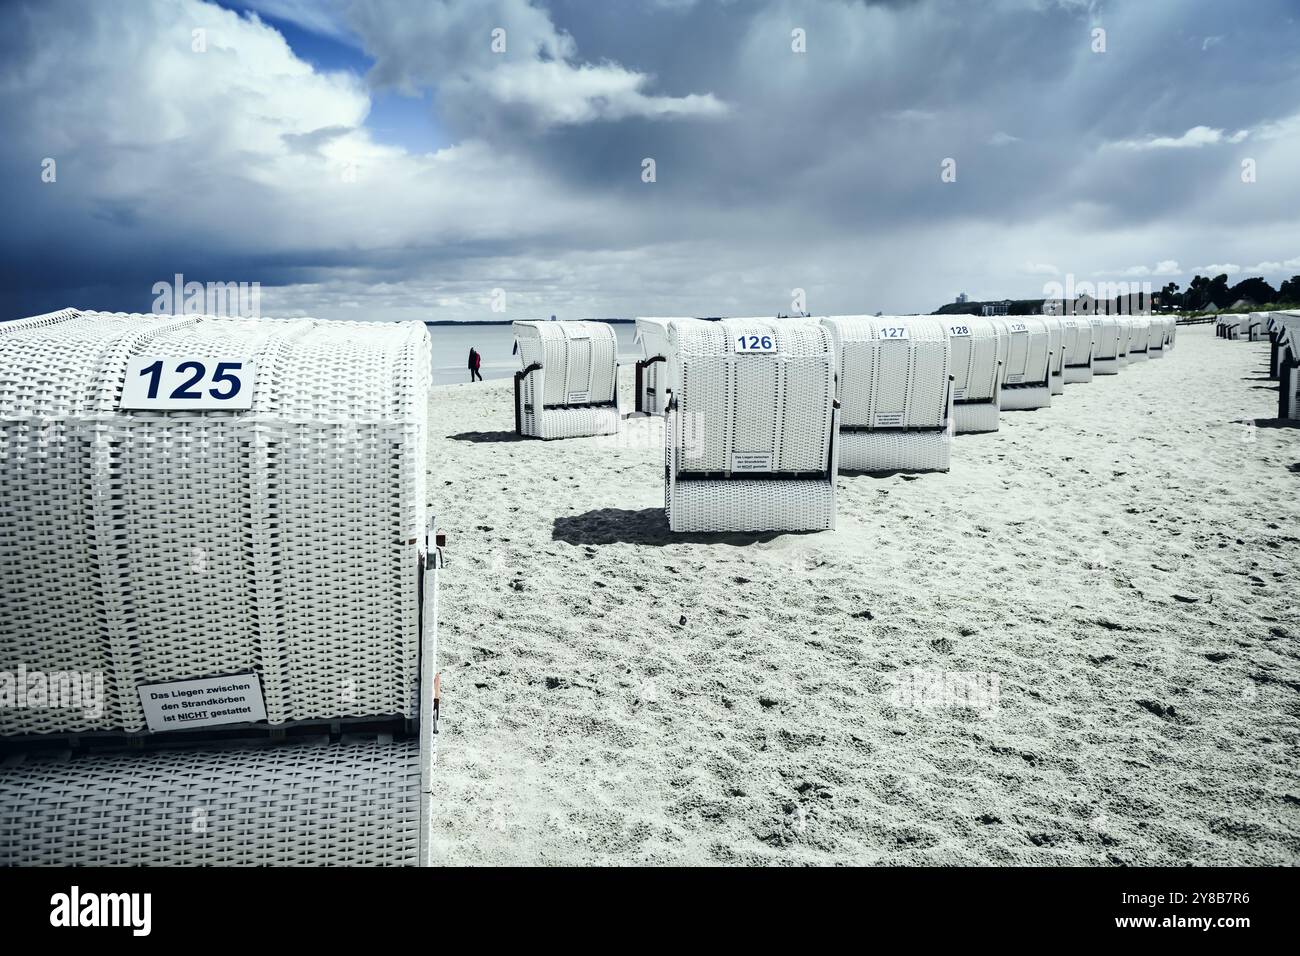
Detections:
1216,310,1300,419
1,310,440,865
1254,312,1300,420
511,313,1178,533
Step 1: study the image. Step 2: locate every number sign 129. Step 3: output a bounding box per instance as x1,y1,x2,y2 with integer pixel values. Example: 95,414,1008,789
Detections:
734,333,776,353
120,357,255,410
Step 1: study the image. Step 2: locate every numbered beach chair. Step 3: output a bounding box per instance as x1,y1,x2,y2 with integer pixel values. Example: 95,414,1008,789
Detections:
1090,314,1124,374
1146,314,1167,359
664,318,838,533
940,316,1005,433
1280,327,1300,421
1115,316,1135,366
821,315,952,473
1126,316,1152,362
634,316,710,416
1060,316,1095,383
0,309,439,866
1040,316,1066,394
512,320,620,439
994,317,1053,410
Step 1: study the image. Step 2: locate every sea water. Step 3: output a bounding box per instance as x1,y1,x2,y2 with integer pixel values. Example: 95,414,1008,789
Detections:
427,322,641,386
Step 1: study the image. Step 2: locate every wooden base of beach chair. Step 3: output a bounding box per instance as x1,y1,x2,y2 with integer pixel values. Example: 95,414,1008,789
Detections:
0,739,421,866
1093,358,1122,375
1049,372,1064,396
1000,384,1051,411
953,401,999,434
1063,364,1094,384
667,478,836,533
839,430,949,473
1128,349,1150,362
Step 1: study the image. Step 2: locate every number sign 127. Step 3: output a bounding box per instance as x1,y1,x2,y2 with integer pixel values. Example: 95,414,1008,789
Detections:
120,357,256,410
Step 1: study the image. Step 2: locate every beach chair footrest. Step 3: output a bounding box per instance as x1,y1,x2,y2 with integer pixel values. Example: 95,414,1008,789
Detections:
0,739,420,866
952,402,1000,434
668,478,835,533
839,430,949,473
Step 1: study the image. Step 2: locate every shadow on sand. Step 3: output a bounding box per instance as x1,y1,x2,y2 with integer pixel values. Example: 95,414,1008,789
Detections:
446,431,528,443
552,507,821,547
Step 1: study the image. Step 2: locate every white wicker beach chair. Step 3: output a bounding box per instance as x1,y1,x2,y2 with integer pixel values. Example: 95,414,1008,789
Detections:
820,315,952,473
1039,316,1067,395
994,317,1053,411
1060,316,1096,383
1115,316,1135,366
663,317,838,533
0,309,439,866
941,316,1004,433
1146,314,1167,359
1267,312,1300,379
512,320,620,439
1217,315,1244,340
1124,316,1152,362
1243,311,1271,342
634,316,711,416
1089,314,1124,375
1274,314,1300,419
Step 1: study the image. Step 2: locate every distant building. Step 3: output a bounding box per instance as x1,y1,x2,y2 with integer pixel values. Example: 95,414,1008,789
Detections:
955,293,969,304
981,300,1010,316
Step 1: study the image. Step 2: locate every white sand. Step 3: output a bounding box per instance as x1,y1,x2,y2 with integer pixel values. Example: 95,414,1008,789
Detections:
425,324,1299,865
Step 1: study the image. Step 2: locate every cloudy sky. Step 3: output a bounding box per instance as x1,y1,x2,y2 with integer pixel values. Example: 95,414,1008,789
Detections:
2,0,1299,322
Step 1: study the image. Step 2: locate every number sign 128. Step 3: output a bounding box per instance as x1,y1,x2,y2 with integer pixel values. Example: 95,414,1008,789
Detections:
120,357,255,410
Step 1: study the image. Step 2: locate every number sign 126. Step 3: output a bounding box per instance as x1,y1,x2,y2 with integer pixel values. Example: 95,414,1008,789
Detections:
734,333,776,353
120,357,255,410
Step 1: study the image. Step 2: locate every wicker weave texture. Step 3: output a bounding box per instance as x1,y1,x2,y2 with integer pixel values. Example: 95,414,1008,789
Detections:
668,478,836,533
823,316,950,428
0,740,420,866
839,431,949,472
953,401,1000,434
0,310,430,736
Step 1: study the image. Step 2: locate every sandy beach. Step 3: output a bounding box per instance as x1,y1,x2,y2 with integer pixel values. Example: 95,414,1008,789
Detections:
424,323,1299,865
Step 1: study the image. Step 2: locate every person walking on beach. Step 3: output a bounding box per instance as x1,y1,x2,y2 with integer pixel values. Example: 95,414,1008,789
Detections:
468,347,483,382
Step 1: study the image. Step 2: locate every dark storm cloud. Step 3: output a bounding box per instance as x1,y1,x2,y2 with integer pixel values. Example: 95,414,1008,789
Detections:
2,0,1299,321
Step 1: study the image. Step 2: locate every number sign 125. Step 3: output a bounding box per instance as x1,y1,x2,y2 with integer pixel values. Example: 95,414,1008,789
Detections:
120,357,255,410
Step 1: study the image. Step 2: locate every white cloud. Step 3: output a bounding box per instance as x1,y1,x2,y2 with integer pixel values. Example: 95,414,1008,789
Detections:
348,0,727,129
1202,35,1223,51
1109,125,1249,150
1020,261,1060,275
989,131,1021,146
1193,263,1242,275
